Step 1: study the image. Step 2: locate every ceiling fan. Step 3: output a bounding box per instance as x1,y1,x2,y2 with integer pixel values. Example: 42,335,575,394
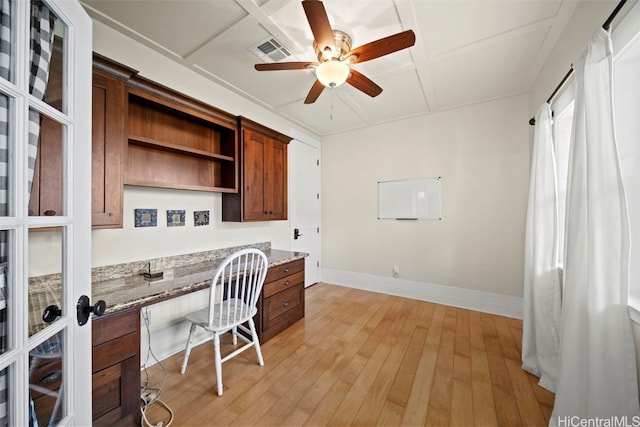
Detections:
254,0,416,104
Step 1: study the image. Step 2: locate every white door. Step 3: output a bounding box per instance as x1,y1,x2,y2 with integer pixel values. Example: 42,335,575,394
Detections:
289,139,321,287
0,0,92,426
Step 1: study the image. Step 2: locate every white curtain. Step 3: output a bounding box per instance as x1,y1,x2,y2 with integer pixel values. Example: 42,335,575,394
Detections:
522,103,562,393
550,28,640,424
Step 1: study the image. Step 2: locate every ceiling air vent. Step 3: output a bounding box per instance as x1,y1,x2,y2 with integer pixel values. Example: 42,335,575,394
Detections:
250,37,291,63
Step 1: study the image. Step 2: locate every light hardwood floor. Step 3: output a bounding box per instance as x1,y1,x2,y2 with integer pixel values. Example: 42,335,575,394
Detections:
142,282,554,426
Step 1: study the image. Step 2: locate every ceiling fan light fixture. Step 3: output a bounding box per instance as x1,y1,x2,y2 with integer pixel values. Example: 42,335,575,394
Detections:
316,60,349,88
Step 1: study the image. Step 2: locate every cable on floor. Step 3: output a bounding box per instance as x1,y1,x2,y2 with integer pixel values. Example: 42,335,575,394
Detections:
140,307,174,427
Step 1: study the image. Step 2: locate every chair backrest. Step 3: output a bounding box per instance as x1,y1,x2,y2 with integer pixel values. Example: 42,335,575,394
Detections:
207,248,269,329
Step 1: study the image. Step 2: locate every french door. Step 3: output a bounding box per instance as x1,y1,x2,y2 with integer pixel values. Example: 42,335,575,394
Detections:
0,0,92,426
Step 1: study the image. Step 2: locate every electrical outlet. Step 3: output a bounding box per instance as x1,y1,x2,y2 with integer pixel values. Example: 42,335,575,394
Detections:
393,265,400,278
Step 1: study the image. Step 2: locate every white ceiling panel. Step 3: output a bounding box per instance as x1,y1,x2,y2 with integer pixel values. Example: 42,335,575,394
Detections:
81,0,616,136
362,69,428,122
83,0,248,58
279,90,368,135
429,27,550,108
414,0,563,58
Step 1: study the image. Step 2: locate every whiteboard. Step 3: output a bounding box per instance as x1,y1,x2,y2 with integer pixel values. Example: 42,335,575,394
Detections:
377,177,441,220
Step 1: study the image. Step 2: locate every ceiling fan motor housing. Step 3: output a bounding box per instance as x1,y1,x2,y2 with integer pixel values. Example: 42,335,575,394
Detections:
314,30,352,62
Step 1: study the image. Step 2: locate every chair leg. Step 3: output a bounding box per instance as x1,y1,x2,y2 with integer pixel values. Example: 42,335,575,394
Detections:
232,326,237,346
48,383,63,427
180,323,197,374
213,332,223,396
248,318,264,366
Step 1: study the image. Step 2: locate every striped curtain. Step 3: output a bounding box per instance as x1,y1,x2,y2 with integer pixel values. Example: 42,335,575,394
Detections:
0,0,10,424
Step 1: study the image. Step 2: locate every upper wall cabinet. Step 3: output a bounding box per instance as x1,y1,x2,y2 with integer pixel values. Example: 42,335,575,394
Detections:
222,117,291,222
124,77,238,192
91,54,136,229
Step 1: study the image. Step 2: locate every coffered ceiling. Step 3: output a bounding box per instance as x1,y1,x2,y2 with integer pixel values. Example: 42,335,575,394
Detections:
81,0,588,136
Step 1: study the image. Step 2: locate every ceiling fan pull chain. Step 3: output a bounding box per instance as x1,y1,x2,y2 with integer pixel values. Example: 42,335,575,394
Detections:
330,92,334,121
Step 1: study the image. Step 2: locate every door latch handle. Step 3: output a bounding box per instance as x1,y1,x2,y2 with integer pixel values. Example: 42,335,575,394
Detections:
42,305,62,323
76,295,107,326
294,228,303,240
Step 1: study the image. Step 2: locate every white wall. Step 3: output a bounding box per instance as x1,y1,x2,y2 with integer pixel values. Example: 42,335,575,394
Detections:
321,94,530,314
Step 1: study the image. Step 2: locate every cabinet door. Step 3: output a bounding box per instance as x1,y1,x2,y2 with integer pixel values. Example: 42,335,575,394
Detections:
265,139,287,220
242,128,267,221
28,116,63,217
92,71,125,228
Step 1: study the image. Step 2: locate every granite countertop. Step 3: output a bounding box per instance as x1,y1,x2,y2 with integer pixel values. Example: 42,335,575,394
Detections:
93,248,307,313
28,242,307,335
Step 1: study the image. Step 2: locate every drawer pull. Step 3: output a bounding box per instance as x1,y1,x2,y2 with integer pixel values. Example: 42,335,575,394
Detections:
284,267,290,273
282,301,290,307
284,280,290,286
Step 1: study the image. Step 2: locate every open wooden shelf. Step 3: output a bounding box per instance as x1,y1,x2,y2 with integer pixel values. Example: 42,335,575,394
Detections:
124,84,238,192
128,135,235,162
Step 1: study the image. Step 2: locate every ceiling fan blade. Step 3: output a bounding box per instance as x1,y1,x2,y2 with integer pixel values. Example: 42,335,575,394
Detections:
302,0,335,53
304,79,325,104
255,62,316,71
349,30,416,64
347,69,383,97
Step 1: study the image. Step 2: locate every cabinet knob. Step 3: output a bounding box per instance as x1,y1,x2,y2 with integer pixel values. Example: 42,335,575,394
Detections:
108,212,113,217
44,210,56,216
284,267,289,273
284,280,290,286
282,301,290,307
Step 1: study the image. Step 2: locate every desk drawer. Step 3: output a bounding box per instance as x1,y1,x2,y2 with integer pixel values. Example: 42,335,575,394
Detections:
265,258,304,283
264,284,303,326
92,332,139,373
92,308,138,346
263,271,304,298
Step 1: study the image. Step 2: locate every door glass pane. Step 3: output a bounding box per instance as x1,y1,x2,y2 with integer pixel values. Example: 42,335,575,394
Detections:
28,108,64,217
28,229,62,337
0,229,11,355
29,329,65,426
29,0,64,112
1,364,12,426
0,0,13,84
0,92,10,217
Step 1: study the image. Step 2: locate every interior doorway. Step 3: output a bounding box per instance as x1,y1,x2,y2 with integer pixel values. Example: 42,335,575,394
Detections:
288,137,321,287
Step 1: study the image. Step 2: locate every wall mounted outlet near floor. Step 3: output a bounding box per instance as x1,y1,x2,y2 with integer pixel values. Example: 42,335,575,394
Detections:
393,265,400,278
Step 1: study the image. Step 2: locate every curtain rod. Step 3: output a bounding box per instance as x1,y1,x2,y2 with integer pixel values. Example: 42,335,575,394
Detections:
529,0,628,126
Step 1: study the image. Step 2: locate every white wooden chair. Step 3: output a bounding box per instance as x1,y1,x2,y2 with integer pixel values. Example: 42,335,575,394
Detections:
180,248,268,396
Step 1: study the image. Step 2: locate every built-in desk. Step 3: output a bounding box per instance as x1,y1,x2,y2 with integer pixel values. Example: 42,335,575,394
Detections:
91,247,306,314
29,243,307,426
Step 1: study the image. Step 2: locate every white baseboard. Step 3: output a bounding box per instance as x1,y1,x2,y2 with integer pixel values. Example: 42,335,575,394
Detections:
321,268,523,319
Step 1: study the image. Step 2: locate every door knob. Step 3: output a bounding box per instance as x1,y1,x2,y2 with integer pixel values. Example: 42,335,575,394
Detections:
294,228,303,240
42,305,62,323
76,295,107,326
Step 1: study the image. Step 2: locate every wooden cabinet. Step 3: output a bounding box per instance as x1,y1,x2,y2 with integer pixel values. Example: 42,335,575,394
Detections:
91,54,135,229
124,77,238,192
257,258,305,343
28,115,63,217
28,54,132,228
222,117,291,221
92,308,140,426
